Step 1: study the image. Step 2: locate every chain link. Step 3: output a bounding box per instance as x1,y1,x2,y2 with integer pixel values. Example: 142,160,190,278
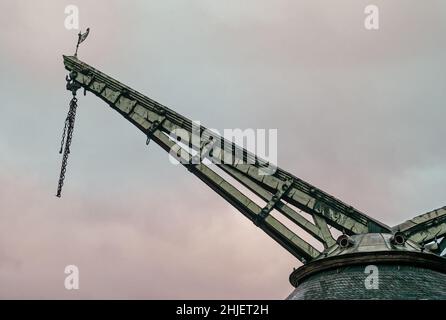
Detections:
56,96,78,197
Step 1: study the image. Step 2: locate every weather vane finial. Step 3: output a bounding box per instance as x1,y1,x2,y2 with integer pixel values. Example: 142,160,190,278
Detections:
74,27,90,57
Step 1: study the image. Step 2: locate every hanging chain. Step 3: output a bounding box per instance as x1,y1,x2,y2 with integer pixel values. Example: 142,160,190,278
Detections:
56,96,78,197
59,116,69,154
56,71,82,198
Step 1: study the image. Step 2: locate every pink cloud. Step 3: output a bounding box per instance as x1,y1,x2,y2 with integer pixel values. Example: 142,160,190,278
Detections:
0,172,296,299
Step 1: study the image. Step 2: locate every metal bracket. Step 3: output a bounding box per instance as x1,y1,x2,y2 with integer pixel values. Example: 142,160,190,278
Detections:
146,115,166,145
200,136,217,161
65,71,82,96
185,136,217,169
255,179,293,226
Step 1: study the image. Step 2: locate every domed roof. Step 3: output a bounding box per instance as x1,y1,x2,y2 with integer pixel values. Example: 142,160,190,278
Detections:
290,233,446,290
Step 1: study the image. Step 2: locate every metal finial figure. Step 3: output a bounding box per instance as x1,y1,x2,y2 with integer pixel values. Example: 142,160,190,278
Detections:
74,28,90,57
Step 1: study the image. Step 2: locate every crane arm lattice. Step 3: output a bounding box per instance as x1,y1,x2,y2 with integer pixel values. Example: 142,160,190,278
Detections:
393,206,446,247
62,55,393,263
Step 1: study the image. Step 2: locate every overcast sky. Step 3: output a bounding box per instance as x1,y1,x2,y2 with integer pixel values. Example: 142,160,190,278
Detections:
0,0,445,299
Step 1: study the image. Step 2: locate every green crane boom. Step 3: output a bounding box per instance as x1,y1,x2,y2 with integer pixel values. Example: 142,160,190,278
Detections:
59,55,445,263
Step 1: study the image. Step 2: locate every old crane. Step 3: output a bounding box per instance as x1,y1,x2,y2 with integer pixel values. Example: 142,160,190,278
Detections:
57,53,446,299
